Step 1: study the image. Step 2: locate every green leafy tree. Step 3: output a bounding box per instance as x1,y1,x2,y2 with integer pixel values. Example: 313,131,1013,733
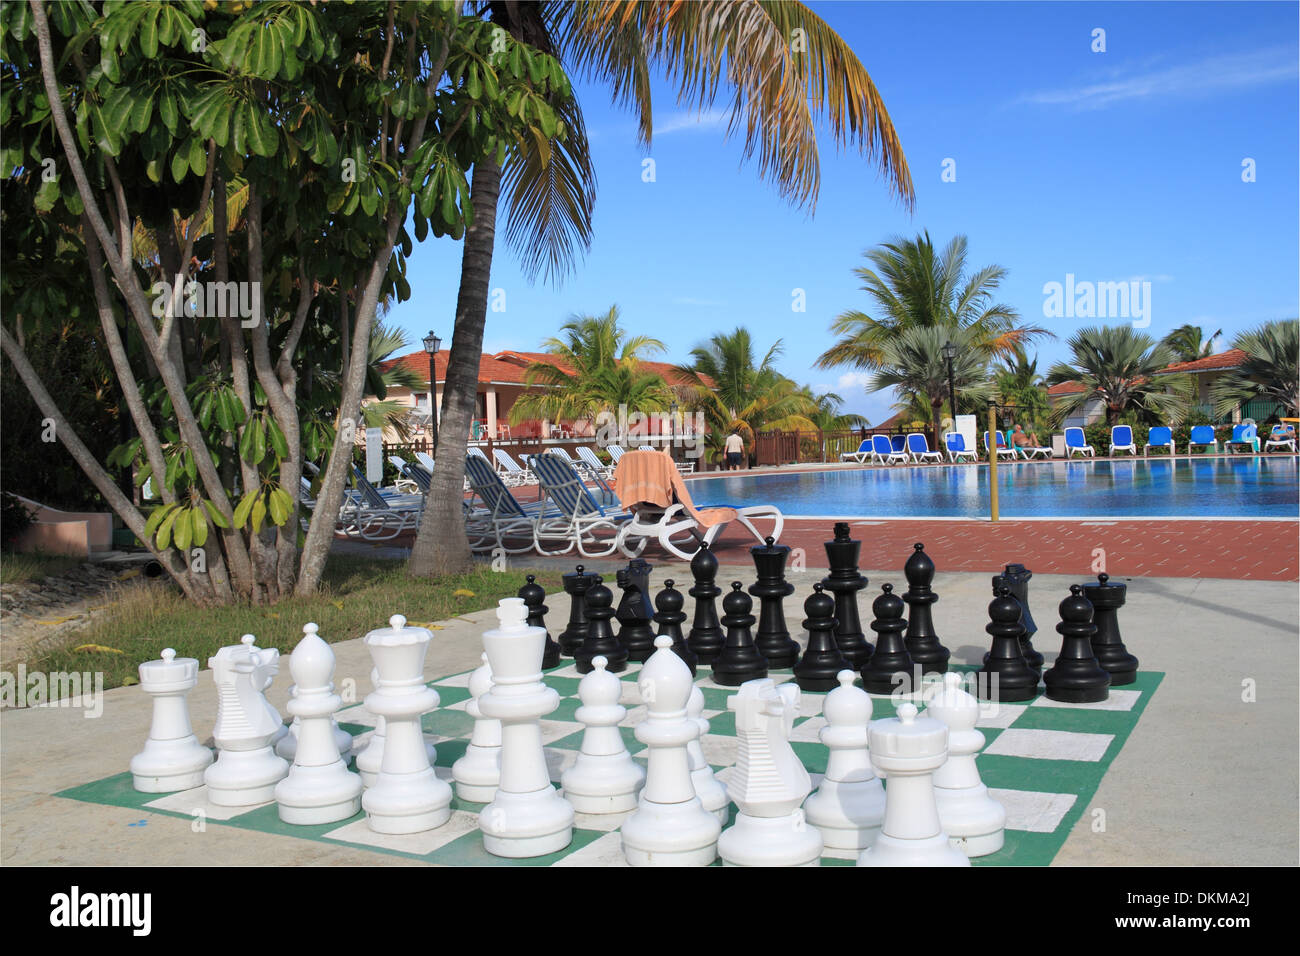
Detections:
995,347,1052,433
1045,326,1191,428
410,0,917,577
1209,320,1299,419
1162,323,1222,364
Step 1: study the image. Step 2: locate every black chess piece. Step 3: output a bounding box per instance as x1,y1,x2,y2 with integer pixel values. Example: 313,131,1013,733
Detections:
1081,573,1139,685
859,584,915,695
518,574,560,669
902,543,950,675
711,582,769,687
821,522,873,667
749,536,800,669
574,578,627,674
975,585,1040,703
792,584,848,692
687,543,725,664
653,579,697,676
615,560,657,663
992,564,1042,673
1043,585,1111,703
559,565,598,657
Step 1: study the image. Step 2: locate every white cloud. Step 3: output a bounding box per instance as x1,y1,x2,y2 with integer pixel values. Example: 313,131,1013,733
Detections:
654,109,730,135
836,371,875,392
1020,47,1296,111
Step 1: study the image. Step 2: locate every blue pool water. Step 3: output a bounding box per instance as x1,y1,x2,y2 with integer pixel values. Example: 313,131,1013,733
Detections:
695,457,1300,519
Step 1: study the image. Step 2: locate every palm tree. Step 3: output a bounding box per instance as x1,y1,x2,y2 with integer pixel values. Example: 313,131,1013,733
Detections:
1209,319,1299,419
410,0,916,577
815,232,1048,375
995,347,1052,433
801,388,868,431
1162,323,1222,364
868,327,994,449
1045,326,1190,427
508,306,675,424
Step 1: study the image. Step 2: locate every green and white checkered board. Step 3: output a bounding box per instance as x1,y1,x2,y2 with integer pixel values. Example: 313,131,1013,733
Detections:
57,662,1162,866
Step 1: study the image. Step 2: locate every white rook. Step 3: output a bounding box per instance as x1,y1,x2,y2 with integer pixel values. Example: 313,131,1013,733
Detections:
362,615,452,834
479,599,574,857
130,648,212,792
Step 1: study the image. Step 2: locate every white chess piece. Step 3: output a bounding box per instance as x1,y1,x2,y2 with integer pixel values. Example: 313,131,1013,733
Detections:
275,624,364,824
686,685,729,824
718,679,823,866
927,671,1006,857
858,702,970,867
130,648,213,792
479,599,575,857
621,636,721,866
803,670,885,851
204,635,290,806
355,667,437,789
561,656,644,813
452,654,501,802
362,615,453,834
275,668,355,764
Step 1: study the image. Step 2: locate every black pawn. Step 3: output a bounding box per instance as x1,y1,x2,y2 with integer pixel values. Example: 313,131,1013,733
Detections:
615,562,657,663
821,522,873,667
1044,585,1111,703
992,564,1042,673
902,543,950,674
975,586,1040,703
574,578,627,674
558,565,597,657
653,579,697,676
687,543,725,664
793,584,848,692
749,536,800,669
1081,573,1139,685
711,582,768,687
518,574,560,669
860,584,915,695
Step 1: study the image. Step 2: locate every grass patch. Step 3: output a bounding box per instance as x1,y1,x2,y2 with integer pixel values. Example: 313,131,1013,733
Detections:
0,551,87,585
34,555,561,691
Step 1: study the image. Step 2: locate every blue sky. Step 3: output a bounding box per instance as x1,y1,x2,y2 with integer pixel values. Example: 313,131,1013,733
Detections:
387,1,1300,426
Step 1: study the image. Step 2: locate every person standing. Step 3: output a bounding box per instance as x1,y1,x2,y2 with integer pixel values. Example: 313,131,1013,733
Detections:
724,429,745,471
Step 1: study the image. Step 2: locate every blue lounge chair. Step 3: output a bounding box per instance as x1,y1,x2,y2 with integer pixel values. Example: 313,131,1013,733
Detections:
527,452,629,557
944,432,977,463
1143,426,1176,456
983,431,1017,460
870,434,908,465
840,438,872,464
906,433,943,463
463,453,554,554
1108,425,1137,457
1190,426,1216,455
1064,427,1095,458
1187,425,1218,454
1224,423,1258,454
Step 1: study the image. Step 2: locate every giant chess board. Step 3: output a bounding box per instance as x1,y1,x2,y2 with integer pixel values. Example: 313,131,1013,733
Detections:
57,662,1162,866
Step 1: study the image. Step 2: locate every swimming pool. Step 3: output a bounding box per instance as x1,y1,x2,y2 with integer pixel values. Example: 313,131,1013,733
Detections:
693,457,1300,519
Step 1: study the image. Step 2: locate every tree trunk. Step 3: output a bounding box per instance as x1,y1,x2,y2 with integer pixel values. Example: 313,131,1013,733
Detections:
931,395,944,454
409,157,501,578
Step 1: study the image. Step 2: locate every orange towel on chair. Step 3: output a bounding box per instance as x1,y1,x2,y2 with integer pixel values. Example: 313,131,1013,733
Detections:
611,451,737,528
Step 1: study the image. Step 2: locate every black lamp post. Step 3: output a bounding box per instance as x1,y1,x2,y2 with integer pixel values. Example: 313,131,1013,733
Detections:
941,340,958,432
422,330,441,457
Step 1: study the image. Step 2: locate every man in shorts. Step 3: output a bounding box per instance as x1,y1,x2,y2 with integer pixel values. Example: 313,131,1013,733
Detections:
724,429,745,471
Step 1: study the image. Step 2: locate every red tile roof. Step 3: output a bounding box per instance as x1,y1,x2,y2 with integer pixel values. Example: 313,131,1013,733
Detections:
1047,381,1087,396
379,350,714,388
1156,348,1246,374
493,351,710,388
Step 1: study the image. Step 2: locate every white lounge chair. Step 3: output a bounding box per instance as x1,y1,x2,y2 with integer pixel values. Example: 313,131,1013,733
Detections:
1108,425,1137,457
491,447,535,486
1264,424,1296,453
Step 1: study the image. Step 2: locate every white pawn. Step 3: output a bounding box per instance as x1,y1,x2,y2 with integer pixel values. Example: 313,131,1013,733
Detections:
718,679,823,867
275,624,364,824
479,599,574,857
803,670,886,852
561,656,644,813
275,668,355,764
356,667,437,789
204,635,289,806
130,648,213,792
687,685,729,824
927,671,1006,857
362,615,453,834
451,654,501,802
621,636,720,866
858,702,969,867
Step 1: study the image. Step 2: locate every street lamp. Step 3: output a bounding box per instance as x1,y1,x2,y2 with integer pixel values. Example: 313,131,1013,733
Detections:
422,330,441,457
941,340,958,433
